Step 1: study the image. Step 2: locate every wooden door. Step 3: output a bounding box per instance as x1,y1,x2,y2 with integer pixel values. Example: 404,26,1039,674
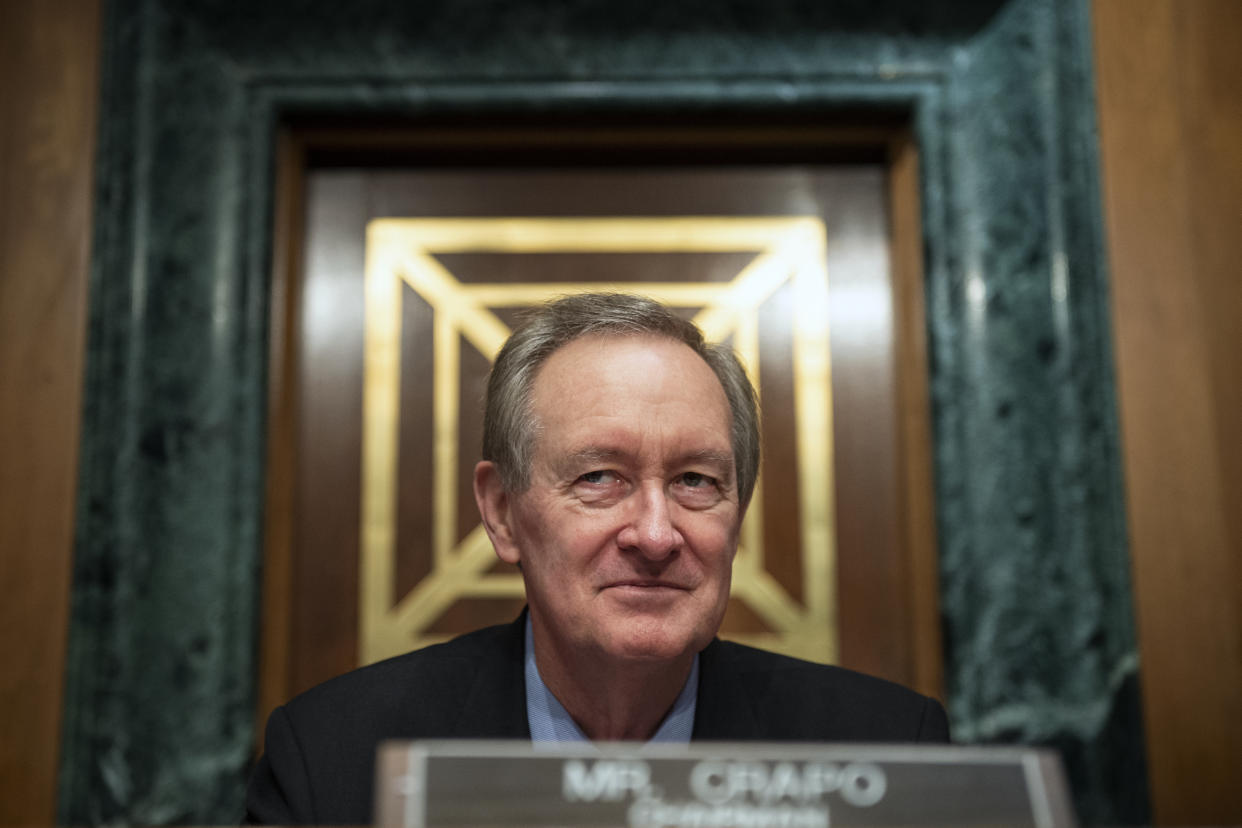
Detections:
260,126,941,727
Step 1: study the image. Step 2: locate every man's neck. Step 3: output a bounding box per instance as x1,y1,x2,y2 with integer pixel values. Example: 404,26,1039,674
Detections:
529,620,695,741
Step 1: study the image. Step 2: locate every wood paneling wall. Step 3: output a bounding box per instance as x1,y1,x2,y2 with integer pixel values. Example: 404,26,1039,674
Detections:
0,0,100,823
1093,1,1242,824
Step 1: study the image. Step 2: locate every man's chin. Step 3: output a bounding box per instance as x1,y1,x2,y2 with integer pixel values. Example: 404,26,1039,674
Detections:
598,620,712,665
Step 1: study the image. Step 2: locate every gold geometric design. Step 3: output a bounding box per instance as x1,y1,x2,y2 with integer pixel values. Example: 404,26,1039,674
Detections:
361,217,837,666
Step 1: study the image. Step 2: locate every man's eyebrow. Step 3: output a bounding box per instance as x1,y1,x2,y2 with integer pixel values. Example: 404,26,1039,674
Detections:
681,449,732,466
553,447,628,474
569,447,626,463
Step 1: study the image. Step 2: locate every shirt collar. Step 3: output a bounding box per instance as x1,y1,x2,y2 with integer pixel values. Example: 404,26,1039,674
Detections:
524,614,699,747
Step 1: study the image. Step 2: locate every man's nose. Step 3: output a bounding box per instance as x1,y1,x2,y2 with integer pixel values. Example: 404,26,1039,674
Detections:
617,484,683,559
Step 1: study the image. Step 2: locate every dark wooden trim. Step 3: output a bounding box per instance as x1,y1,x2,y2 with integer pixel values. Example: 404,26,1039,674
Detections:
889,133,945,702
294,124,901,167
257,129,308,750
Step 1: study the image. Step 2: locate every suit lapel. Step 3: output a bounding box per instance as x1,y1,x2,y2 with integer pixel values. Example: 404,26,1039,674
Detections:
448,614,532,739
692,639,764,740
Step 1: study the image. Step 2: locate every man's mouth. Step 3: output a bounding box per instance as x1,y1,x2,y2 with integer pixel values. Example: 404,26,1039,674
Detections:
603,580,689,592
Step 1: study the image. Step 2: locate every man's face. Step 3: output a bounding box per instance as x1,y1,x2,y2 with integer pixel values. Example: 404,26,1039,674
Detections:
477,333,741,667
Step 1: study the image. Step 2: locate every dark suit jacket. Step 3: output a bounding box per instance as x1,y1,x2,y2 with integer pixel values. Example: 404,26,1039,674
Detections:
244,617,949,825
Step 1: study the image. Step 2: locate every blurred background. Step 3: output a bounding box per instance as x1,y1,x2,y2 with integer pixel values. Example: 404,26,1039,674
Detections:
1,0,1238,825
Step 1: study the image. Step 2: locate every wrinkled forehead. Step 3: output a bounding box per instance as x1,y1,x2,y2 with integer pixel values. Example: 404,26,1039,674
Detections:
531,331,725,401
528,332,733,443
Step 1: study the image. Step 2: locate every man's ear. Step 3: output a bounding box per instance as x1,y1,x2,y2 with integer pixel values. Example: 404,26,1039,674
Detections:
473,460,522,565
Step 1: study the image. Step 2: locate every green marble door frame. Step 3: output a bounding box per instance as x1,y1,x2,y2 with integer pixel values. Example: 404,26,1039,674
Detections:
60,0,1145,823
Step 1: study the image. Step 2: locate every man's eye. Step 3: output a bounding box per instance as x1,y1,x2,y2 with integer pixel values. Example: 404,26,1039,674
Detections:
578,470,616,485
679,472,716,489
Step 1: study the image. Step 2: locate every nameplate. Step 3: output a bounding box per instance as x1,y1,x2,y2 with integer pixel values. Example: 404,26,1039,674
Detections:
374,741,1076,828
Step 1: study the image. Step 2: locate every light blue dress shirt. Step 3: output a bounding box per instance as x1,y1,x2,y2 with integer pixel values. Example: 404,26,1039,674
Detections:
524,615,699,747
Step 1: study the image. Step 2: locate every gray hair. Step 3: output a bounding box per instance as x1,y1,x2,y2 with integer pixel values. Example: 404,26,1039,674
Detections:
482,292,761,508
